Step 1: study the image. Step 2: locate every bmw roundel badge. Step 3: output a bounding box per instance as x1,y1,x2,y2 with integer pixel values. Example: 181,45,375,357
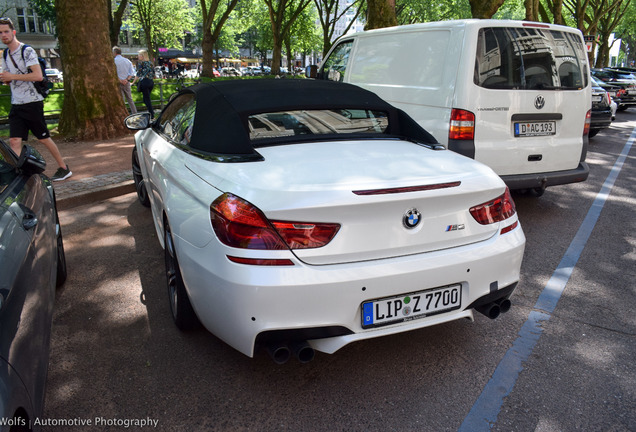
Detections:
403,208,421,229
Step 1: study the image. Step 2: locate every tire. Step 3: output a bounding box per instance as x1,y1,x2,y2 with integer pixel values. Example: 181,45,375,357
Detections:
54,207,67,287
132,148,150,207
164,223,199,330
589,129,600,138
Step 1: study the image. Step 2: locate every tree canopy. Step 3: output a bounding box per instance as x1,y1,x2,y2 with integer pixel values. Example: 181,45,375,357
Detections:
18,0,636,139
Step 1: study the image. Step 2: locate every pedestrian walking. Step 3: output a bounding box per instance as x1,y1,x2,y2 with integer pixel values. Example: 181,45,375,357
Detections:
132,50,154,118
113,46,137,115
0,17,71,181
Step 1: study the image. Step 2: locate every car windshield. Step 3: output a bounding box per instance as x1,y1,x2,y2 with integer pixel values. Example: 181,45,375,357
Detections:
248,109,389,141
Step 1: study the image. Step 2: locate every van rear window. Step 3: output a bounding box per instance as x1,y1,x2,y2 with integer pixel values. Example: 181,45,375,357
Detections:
474,27,589,90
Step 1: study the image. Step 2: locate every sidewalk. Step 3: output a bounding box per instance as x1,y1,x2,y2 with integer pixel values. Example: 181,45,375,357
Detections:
29,134,137,210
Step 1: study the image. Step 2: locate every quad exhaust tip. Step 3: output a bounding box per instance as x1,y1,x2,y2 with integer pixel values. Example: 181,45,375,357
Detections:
475,298,512,319
267,341,315,364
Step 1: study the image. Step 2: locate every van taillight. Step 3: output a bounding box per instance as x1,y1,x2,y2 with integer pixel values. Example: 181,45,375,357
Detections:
449,109,475,140
583,110,591,136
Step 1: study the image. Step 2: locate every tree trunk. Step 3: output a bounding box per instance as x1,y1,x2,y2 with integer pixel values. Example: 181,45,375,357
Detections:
201,28,216,78
595,43,609,67
56,0,129,140
365,0,397,30
271,32,283,75
285,38,293,72
110,0,129,47
469,0,506,19
551,0,565,25
199,0,239,78
525,0,540,21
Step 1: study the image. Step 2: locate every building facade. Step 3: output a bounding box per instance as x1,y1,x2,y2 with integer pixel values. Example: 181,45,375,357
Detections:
1,1,60,68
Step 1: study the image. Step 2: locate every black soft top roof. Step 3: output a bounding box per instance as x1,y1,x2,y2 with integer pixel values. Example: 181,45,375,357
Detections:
177,79,437,156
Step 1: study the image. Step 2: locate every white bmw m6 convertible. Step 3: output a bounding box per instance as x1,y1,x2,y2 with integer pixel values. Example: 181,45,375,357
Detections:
125,79,526,364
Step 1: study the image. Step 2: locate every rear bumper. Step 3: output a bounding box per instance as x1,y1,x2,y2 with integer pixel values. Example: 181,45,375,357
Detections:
176,221,526,357
500,161,589,190
591,109,612,129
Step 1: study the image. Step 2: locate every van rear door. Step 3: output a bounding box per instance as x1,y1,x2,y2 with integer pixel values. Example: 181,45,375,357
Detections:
462,23,590,179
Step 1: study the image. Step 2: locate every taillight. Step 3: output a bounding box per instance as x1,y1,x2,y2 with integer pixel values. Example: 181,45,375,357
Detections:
583,109,591,136
210,193,340,250
227,256,294,266
449,109,475,140
469,188,516,225
270,221,341,249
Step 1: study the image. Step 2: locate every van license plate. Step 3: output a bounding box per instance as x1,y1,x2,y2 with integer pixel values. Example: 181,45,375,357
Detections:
514,121,556,137
362,284,461,329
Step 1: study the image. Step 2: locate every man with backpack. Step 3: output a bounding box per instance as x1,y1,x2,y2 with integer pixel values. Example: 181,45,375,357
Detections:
0,17,71,181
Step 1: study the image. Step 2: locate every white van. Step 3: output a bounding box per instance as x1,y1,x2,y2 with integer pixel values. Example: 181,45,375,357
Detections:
312,20,591,195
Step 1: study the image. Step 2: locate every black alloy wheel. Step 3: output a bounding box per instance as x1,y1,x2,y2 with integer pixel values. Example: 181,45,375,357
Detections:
164,223,199,330
132,148,150,207
55,215,67,287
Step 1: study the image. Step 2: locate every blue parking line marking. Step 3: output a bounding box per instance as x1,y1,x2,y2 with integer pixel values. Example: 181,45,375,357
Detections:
459,128,635,431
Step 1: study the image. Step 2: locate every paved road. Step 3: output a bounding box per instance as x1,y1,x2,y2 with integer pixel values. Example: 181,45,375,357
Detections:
42,112,636,431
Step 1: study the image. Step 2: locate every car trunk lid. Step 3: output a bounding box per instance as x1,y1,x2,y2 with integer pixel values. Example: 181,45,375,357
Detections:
188,140,508,265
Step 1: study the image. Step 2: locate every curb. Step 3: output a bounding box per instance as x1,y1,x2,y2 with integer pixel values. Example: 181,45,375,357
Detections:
54,170,136,210
57,180,136,211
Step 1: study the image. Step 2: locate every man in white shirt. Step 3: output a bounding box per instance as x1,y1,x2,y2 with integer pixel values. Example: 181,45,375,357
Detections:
113,46,137,114
0,17,71,181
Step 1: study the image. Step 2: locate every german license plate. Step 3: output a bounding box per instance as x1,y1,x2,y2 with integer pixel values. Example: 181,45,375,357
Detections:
362,284,461,329
514,121,556,137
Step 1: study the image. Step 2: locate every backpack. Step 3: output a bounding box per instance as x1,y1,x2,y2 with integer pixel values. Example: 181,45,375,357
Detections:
3,44,53,98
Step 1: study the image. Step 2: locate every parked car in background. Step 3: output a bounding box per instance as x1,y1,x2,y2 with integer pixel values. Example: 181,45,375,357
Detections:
221,67,241,77
610,66,636,74
591,68,636,110
183,68,200,79
125,79,525,364
592,76,619,120
0,141,66,429
589,79,613,137
248,66,263,76
45,68,63,82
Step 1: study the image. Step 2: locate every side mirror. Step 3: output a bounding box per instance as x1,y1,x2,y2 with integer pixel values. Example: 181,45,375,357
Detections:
17,145,46,175
306,65,318,79
124,112,152,130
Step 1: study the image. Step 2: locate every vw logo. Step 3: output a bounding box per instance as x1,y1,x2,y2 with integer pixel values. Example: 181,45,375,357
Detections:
403,208,421,229
534,95,545,110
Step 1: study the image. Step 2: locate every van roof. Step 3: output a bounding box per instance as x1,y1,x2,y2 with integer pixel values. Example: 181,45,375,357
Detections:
345,19,583,38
